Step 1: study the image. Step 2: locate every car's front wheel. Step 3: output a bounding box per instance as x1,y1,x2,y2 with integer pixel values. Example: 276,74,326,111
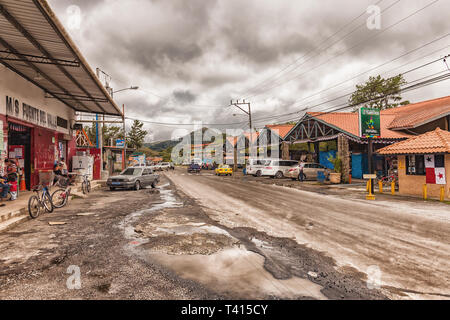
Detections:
134,181,141,191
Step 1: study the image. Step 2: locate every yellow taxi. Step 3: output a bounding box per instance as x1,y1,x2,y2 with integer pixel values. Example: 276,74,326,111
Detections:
215,164,233,176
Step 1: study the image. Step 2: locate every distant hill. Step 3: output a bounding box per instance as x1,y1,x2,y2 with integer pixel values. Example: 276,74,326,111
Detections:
144,139,180,152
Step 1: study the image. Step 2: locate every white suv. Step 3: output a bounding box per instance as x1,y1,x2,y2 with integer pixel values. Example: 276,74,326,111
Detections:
261,160,299,179
247,159,271,177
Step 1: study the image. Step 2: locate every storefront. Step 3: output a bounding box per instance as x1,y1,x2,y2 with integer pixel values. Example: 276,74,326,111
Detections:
0,0,123,186
378,128,450,200
0,66,76,189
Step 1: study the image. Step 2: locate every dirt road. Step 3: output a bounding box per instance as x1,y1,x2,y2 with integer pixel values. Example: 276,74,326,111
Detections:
166,170,450,299
0,169,448,300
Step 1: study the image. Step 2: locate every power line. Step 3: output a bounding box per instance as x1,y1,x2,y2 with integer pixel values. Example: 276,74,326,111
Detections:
246,0,441,100
246,66,450,126
242,0,386,96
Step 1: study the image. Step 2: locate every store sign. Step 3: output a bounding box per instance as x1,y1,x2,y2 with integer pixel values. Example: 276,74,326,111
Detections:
359,107,381,138
6,96,58,130
116,139,125,147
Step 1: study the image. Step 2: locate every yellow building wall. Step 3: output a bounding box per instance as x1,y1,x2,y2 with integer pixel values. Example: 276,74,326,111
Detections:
398,155,450,200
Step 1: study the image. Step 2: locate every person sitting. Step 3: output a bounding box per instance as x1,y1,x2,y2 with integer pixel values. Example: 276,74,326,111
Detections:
0,174,10,206
5,159,18,201
53,163,75,186
59,157,68,175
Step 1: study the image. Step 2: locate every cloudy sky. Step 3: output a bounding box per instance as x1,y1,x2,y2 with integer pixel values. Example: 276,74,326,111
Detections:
47,0,450,141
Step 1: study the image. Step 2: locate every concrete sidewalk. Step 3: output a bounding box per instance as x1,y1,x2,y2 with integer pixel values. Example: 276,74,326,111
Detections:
0,181,105,233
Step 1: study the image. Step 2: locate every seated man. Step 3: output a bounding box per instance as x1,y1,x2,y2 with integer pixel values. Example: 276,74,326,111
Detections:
0,175,10,205
6,159,18,201
53,163,75,186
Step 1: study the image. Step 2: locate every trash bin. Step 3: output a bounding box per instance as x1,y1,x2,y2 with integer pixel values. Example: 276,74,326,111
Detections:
317,171,325,183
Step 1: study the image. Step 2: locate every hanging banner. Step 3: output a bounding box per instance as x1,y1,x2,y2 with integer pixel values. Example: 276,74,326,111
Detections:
359,108,381,138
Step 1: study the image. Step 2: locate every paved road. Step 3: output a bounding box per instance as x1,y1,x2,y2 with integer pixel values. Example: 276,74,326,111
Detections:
166,169,450,299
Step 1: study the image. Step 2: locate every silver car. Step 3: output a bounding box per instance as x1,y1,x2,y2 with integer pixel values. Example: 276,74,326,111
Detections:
107,167,160,191
285,162,331,181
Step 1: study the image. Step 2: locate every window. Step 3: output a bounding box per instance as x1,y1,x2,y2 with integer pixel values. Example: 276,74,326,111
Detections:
57,117,68,129
406,155,425,176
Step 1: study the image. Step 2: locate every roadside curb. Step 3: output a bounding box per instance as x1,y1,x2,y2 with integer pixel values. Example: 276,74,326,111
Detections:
0,181,105,233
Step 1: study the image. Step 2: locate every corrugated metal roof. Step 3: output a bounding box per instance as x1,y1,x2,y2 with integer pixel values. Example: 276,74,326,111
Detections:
0,0,122,116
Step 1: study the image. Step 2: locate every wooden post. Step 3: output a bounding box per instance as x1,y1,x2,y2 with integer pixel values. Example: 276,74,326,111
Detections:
378,181,383,194
423,184,428,200
440,186,445,202
391,181,395,195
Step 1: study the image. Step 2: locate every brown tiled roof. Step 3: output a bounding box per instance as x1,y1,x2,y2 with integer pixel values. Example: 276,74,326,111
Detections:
377,128,450,155
307,112,411,139
266,124,295,139
383,95,450,129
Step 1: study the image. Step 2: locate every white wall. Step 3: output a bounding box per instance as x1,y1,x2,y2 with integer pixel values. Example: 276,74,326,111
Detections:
0,64,75,134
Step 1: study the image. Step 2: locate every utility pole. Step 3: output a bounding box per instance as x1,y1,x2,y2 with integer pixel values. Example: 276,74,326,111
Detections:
122,104,127,170
231,99,253,175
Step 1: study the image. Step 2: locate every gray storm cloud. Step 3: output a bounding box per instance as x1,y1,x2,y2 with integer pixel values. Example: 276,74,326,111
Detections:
48,0,450,141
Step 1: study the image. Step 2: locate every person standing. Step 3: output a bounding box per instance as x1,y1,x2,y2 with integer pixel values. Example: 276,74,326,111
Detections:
299,161,305,182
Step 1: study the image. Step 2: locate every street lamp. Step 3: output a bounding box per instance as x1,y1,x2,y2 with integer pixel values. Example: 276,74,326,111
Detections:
113,86,139,95
113,86,139,170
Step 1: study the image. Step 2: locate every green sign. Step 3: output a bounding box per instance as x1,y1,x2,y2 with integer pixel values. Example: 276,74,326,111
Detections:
359,108,380,138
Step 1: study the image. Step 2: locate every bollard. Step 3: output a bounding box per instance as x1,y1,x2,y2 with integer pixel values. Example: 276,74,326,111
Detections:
366,181,370,192
378,181,383,194
440,186,445,202
391,181,395,195
366,179,376,200
423,184,427,200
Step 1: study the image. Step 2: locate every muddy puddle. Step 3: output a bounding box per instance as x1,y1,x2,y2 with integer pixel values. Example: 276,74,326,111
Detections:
150,247,327,300
119,182,327,300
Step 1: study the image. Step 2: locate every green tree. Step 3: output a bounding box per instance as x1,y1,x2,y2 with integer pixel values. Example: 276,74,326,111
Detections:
127,120,148,149
349,75,410,110
103,125,124,146
83,124,124,146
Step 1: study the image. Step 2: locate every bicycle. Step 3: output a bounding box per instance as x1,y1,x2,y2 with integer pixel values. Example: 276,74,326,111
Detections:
81,174,91,195
51,178,72,209
376,171,398,186
28,184,54,219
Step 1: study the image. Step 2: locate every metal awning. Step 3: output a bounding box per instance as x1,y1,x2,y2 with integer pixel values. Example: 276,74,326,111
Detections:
0,0,122,116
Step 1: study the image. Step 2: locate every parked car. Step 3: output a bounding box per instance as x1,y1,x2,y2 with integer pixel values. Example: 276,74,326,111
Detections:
187,163,201,173
285,162,331,181
159,162,174,171
107,167,159,191
215,164,233,176
247,159,271,177
260,160,299,179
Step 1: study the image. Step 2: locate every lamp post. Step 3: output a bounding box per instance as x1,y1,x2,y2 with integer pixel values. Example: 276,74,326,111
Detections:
112,86,139,170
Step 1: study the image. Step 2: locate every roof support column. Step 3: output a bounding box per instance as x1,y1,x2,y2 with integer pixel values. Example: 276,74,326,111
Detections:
338,135,350,184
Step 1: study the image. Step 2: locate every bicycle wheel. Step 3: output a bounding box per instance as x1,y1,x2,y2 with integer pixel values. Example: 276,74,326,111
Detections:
87,181,91,193
28,195,41,219
43,192,54,213
52,189,68,208
82,181,87,194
